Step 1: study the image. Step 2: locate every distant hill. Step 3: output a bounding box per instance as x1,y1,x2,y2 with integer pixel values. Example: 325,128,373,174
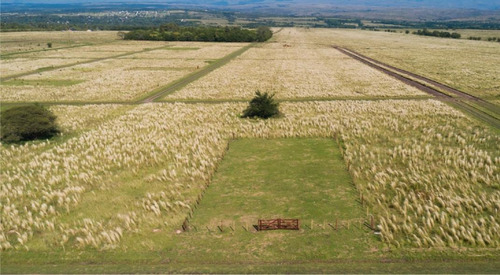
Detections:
3,0,500,10
2,0,499,21
203,0,500,10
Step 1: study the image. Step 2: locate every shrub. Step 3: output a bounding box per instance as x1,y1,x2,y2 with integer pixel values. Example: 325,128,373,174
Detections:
241,91,280,119
1,104,60,143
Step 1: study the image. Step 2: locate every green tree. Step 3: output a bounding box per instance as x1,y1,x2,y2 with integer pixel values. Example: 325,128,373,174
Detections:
1,104,60,143
256,26,273,42
159,23,180,32
241,91,280,119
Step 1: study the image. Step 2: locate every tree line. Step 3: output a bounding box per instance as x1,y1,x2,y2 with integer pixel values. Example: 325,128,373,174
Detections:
322,18,361,29
413,28,461,39
374,20,500,30
124,24,273,42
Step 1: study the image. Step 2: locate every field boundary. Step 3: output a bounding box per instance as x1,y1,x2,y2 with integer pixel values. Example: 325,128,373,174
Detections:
0,44,172,82
0,96,437,110
137,43,256,103
0,39,122,59
160,96,433,104
1,43,92,59
333,46,500,130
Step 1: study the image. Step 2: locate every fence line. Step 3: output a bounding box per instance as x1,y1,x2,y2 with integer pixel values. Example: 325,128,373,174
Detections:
183,218,378,233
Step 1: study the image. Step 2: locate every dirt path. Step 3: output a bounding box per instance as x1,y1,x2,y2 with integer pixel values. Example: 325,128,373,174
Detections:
333,46,500,130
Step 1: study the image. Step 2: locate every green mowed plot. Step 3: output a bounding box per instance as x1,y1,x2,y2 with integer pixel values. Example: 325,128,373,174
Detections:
0,79,84,87
167,138,380,262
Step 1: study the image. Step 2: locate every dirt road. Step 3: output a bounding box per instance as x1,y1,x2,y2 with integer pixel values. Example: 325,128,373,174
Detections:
333,46,500,129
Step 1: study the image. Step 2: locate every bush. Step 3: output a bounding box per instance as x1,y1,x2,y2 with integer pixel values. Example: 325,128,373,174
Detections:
241,91,280,119
1,104,60,143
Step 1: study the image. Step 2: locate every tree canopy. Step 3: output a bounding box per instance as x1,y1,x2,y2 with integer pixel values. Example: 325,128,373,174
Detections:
124,24,273,42
1,104,60,143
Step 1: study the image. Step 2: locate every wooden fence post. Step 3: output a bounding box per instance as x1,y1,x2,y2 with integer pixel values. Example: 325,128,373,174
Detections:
218,221,223,232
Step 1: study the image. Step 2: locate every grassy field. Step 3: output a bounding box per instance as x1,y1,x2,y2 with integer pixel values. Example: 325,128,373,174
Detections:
2,101,499,273
364,28,500,41
1,28,499,273
0,31,120,56
3,136,499,273
408,29,500,41
0,33,249,102
164,29,426,101
2,28,497,103
297,28,500,101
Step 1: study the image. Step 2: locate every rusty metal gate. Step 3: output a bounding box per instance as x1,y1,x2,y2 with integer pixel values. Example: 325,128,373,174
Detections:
258,219,299,231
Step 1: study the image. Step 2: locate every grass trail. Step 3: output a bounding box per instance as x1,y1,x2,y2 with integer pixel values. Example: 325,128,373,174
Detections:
138,43,255,103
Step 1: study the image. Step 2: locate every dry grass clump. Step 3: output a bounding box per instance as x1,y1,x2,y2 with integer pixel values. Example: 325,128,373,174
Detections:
50,105,126,132
1,100,498,250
